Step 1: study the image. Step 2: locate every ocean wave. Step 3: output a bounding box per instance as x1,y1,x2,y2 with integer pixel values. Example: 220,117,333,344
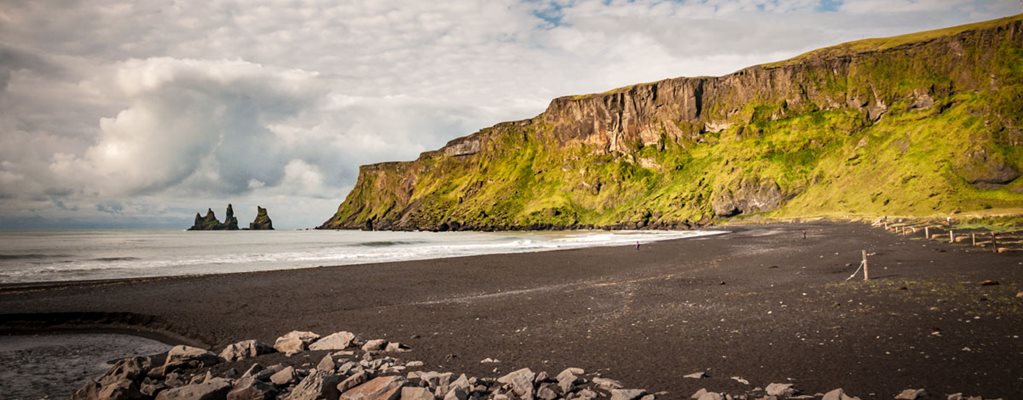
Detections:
0,230,728,283
0,253,73,260
353,240,421,247
89,257,142,262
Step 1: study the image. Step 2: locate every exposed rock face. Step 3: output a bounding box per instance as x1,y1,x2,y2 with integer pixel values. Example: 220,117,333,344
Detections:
318,16,1023,231
160,346,222,375
224,204,239,230
497,368,535,399
190,209,221,231
285,371,341,400
765,383,797,397
249,206,274,230
711,178,785,217
153,378,232,400
189,204,240,231
219,340,275,362
339,376,405,400
71,356,148,400
273,331,321,356
309,331,357,351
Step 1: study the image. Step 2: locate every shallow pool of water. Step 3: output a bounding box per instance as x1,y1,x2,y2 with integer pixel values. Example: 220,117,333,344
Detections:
0,333,171,399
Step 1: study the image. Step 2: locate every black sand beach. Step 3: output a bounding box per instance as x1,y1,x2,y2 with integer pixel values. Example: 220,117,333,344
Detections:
2,222,1022,398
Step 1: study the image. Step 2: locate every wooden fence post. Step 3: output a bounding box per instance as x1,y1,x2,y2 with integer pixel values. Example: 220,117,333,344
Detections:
925,226,930,239
950,230,954,243
972,233,976,246
862,250,869,281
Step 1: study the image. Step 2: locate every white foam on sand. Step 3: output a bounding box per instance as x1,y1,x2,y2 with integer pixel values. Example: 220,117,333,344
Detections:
0,229,727,283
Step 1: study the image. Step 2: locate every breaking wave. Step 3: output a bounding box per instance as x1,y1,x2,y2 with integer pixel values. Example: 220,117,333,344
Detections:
0,229,727,284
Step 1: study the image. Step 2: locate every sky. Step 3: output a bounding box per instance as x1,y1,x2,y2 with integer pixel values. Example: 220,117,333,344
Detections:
0,0,1020,229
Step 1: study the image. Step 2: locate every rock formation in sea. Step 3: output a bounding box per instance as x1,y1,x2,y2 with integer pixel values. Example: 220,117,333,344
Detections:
249,206,274,230
223,204,239,230
188,204,241,231
319,15,1023,231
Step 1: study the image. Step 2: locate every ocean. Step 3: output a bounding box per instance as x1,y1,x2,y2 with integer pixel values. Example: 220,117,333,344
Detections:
0,229,726,284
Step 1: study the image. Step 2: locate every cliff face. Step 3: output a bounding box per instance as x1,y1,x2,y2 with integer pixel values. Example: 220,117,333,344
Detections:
321,15,1023,231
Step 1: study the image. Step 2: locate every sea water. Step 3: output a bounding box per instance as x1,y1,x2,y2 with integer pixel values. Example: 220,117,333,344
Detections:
0,229,726,284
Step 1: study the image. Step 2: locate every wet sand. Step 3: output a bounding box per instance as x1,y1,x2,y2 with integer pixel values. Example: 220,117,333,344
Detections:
1,222,1021,398
0,333,171,398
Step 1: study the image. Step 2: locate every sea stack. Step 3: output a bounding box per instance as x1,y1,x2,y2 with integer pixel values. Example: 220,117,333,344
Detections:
188,204,241,230
224,204,239,230
249,206,274,230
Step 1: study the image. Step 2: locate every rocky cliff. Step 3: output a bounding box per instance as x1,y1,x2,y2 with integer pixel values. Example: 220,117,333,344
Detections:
189,204,240,231
249,206,274,230
321,15,1023,231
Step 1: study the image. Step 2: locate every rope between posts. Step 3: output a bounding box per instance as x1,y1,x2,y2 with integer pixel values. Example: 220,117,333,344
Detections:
845,260,866,281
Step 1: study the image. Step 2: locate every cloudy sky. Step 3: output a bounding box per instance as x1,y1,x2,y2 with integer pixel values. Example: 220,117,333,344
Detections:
0,0,1019,229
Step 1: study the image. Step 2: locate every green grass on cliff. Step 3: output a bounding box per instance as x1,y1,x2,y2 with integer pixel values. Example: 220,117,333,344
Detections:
338,86,1021,229
765,14,1023,68
324,14,1023,230
774,93,1022,219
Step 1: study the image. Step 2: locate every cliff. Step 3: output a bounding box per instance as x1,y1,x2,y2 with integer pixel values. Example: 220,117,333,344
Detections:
320,15,1023,231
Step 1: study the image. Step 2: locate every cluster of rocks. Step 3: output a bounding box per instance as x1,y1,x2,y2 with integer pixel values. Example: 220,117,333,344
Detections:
683,380,998,400
71,329,1006,400
71,329,657,400
189,204,274,231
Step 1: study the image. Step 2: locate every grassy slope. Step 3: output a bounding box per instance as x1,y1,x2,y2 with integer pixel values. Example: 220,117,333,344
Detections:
325,14,1023,230
764,14,1023,68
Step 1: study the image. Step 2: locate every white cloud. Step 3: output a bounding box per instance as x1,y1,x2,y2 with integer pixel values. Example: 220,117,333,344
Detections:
52,57,323,196
0,0,1019,228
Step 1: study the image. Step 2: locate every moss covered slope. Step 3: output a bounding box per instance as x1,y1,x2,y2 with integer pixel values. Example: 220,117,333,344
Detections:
320,15,1023,231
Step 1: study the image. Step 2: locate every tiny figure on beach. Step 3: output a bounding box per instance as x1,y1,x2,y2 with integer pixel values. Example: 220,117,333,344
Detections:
636,241,641,251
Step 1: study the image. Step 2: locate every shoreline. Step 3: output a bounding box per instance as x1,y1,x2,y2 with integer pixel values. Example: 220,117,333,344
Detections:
0,228,730,287
0,332,172,399
2,222,1021,398
0,313,206,348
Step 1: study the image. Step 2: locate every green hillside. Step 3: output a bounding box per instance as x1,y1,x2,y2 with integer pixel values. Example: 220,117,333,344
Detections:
321,14,1023,231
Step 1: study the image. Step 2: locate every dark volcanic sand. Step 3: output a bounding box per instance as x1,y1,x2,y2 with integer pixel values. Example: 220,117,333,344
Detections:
1,222,1021,399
